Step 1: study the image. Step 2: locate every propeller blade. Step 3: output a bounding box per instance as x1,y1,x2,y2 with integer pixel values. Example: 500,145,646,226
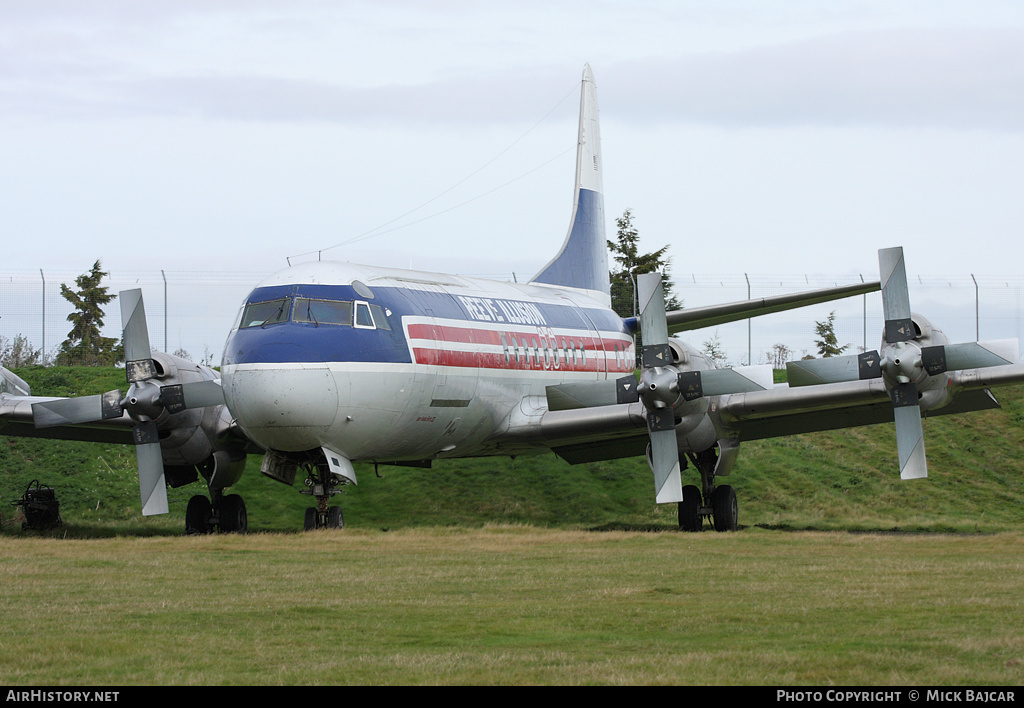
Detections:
120,288,156,382
879,247,915,343
786,351,883,387
637,272,670,366
890,382,928,479
133,420,169,515
922,339,1019,376
33,390,123,428
679,366,774,400
647,411,683,504
161,380,226,414
545,375,640,411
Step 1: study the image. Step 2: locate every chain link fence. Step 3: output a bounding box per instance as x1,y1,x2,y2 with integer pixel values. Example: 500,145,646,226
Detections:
2,269,1022,369
673,273,1024,367
1,270,263,368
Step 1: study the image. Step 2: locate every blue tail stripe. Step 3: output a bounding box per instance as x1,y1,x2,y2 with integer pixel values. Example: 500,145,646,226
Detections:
531,188,608,298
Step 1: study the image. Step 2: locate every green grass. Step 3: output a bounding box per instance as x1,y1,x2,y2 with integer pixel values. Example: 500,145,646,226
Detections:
0,527,1022,685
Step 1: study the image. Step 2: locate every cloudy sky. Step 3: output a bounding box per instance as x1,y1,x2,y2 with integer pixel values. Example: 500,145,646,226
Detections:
3,0,1024,285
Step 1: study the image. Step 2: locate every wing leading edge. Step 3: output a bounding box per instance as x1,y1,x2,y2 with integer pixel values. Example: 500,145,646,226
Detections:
622,280,881,335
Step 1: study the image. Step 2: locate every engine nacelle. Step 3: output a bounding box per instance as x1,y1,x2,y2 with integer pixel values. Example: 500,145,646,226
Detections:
879,313,953,408
147,351,247,489
880,312,950,351
667,337,716,372
661,336,773,449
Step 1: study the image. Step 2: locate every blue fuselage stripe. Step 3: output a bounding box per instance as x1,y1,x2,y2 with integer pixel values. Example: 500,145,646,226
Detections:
222,284,628,366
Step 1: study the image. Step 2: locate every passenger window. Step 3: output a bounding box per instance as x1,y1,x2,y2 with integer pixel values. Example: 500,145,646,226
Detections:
240,299,291,328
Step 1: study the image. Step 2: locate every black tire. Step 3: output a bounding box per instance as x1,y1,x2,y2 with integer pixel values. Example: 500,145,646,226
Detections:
328,506,344,529
219,494,247,533
712,485,738,532
678,485,701,532
304,507,318,531
185,495,213,535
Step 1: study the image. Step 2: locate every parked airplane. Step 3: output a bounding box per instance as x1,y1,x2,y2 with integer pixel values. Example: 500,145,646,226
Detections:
3,65,1023,533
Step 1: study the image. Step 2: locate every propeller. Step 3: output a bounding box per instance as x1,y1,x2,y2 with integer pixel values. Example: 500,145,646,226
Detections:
544,271,770,502
635,272,684,504
878,247,928,480
32,289,224,515
787,246,1019,480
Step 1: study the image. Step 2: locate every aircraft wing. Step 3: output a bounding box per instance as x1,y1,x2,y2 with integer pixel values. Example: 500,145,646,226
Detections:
717,362,1024,442
622,280,881,335
497,361,1024,468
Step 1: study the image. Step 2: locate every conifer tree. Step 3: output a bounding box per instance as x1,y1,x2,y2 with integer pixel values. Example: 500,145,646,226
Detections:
813,311,849,358
607,208,681,318
55,260,123,366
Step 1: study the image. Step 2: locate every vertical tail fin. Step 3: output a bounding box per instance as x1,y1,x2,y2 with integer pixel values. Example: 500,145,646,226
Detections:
530,64,610,306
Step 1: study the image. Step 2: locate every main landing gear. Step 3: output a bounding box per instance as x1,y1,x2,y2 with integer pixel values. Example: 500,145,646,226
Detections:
185,490,248,534
677,449,738,533
301,460,346,531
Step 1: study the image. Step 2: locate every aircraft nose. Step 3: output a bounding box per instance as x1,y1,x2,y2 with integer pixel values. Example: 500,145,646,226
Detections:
224,361,340,451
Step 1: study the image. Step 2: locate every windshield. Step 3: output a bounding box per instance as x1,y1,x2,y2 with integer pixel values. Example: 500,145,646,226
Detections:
239,299,291,328
238,296,391,330
293,298,353,326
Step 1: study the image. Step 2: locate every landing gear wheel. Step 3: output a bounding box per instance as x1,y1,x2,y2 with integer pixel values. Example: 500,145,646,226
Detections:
185,495,213,535
299,458,350,530
678,485,702,532
712,484,738,532
219,494,248,533
328,506,344,529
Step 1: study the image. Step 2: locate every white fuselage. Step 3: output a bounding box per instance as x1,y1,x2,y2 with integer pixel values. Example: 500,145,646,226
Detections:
220,261,634,463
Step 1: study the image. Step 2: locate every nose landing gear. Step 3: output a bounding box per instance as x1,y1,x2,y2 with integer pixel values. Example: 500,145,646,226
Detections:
301,462,347,530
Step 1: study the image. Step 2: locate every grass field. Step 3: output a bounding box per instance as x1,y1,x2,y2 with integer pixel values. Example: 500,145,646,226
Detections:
2,367,1024,685
1,527,1022,686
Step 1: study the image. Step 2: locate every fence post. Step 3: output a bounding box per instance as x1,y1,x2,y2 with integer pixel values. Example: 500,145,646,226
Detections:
971,274,979,341
39,269,45,365
161,270,168,352
745,273,751,365
860,274,866,352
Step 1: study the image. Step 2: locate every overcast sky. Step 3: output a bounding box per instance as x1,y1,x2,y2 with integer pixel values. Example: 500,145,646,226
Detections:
3,1,1024,285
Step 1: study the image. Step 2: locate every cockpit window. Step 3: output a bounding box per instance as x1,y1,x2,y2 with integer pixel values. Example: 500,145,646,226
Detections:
238,296,392,331
353,301,375,329
293,298,353,326
239,299,291,328
368,304,391,330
